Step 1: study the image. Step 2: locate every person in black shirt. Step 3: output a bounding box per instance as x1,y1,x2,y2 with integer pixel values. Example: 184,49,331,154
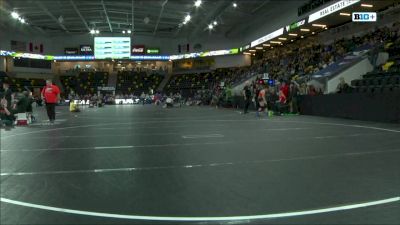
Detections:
242,81,252,114
336,77,350,93
2,82,12,108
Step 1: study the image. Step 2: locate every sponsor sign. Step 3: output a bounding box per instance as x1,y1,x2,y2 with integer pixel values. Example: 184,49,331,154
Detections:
98,86,115,91
80,45,93,55
132,45,145,54
308,0,360,22
130,55,170,61
146,48,160,54
64,48,79,55
285,19,306,32
352,12,377,22
115,98,140,104
251,28,284,47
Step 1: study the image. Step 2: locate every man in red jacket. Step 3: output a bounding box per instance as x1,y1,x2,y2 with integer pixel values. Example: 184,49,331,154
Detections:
41,80,60,124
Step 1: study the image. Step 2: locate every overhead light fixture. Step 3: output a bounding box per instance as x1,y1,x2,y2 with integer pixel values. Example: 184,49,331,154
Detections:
90,29,96,34
288,33,298,36
122,30,126,34
184,14,191,24
249,49,256,52
340,12,351,16
243,52,251,55
194,0,202,7
255,47,263,50
127,30,132,34
301,36,304,38
233,2,237,8
213,21,217,26
278,37,287,40
19,18,25,24
324,27,328,30
312,24,326,28
208,24,213,30
291,40,294,42
95,30,100,34
361,3,373,8
300,28,310,32
11,11,19,19
263,44,270,47
270,41,282,44
312,32,315,34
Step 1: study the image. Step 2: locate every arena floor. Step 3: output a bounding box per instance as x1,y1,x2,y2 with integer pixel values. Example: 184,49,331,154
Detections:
1,105,399,225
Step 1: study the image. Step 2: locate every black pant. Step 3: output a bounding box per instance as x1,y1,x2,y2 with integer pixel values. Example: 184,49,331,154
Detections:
244,97,251,113
45,103,56,121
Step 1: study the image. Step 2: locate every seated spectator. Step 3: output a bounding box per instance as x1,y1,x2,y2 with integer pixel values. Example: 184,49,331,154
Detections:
69,100,80,112
0,99,15,127
336,77,351,93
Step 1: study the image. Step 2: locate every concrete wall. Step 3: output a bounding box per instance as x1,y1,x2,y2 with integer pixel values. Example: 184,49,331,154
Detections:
326,58,374,94
211,54,251,69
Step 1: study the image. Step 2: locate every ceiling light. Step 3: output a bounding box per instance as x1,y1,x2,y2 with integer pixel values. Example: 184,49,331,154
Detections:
271,47,274,49
312,32,315,34
184,14,191,23
243,52,251,55
340,12,351,16
324,27,328,30
288,33,298,36
300,28,310,32
249,49,256,52
127,30,132,34
194,0,202,7
213,21,217,26
312,24,326,28
20,18,25,24
361,3,373,8
208,24,213,30
270,41,282,44
301,36,304,38
183,21,188,25
11,11,19,19
291,40,294,42
263,44,270,47
90,29,95,34
95,30,100,34
233,2,237,8
255,47,263,50
278,37,287,40
122,30,126,34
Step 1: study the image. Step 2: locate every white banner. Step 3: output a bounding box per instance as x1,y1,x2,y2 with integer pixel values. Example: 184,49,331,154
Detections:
308,0,360,23
251,28,284,47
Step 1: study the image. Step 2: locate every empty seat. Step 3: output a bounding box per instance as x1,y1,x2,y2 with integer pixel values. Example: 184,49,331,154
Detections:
351,79,360,86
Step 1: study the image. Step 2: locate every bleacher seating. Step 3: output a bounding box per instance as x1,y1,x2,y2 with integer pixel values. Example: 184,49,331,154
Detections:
0,72,45,92
61,72,109,96
116,71,162,95
165,72,223,94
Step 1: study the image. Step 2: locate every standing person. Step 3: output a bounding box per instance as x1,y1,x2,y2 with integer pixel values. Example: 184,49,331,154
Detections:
41,80,60,124
256,85,269,117
289,81,299,114
2,82,12,108
242,81,252,114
